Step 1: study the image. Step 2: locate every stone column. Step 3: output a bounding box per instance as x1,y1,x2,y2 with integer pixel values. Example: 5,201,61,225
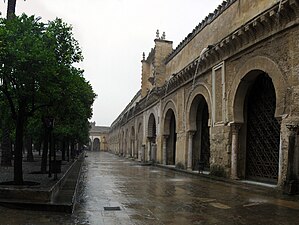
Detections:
163,135,169,165
91,138,94,152
138,144,141,161
127,142,131,158
147,138,151,162
134,140,137,159
151,143,157,162
131,139,135,158
120,142,123,156
284,124,299,194
187,131,195,171
231,123,242,180
141,144,145,162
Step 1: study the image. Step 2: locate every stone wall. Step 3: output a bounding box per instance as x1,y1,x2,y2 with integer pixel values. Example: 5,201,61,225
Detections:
109,0,299,189
165,0,277,76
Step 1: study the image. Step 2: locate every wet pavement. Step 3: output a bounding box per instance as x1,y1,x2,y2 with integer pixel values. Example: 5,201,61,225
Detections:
1,151,299,225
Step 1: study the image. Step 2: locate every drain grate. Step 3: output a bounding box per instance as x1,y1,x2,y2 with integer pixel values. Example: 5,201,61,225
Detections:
104,206,121,211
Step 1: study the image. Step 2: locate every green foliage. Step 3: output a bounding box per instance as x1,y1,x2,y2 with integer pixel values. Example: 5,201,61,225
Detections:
53,68,96,145
210,165,227,178
46,18,83,66
0,14,95,141
0,15,53,118
42,17,96,145
0,14,96,182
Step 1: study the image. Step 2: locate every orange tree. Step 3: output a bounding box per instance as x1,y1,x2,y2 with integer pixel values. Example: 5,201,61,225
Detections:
0,14,95,184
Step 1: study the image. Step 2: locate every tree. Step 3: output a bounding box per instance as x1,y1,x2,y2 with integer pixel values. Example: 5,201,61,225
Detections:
0,15,53,184
53,68,95,158
0,96,13,167
0,0,19,168
39,18,90,171
0,14,94,184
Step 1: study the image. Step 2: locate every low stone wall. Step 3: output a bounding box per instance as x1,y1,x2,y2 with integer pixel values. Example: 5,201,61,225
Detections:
0,152,85,204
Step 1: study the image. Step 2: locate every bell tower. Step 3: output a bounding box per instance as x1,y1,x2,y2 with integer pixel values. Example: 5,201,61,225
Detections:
141,30,173,98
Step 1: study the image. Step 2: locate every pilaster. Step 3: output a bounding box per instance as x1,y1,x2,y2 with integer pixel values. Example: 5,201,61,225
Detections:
187,131,196,170
284,121,299,194
230,123,242,180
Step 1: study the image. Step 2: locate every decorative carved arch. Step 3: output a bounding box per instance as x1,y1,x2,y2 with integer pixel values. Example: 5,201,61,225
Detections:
147,113,157,138
186,83,212,131
230,56,288,123
131,126,135,140
162,100,178,135
93,138,100,151
137,122,143,143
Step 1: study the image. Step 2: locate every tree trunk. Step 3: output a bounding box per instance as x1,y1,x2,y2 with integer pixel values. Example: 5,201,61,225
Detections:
66,139,70,162
1,127,12,167
26,136,34,162
7,0,17,19
48,129,53,177
41,128,49,174
14,113,25,185
78,143,82,155
62,137,66,161
36,141,41,156
71,142,75,160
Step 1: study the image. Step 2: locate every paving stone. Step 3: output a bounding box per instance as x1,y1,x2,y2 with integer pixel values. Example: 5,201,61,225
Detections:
0,151,299,224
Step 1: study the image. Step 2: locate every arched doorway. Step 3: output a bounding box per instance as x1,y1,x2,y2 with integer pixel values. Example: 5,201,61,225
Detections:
164,109,176,165
244,72,280,183
93,138,100,151
148,114,157,161
189,95,210,170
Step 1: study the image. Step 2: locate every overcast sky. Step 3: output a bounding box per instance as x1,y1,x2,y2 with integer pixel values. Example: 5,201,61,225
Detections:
0,0,223,126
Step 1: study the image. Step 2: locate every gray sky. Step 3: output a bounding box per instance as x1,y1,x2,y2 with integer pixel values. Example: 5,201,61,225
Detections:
0,0,223,126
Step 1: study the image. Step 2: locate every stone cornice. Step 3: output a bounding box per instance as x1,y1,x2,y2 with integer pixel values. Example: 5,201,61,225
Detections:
111,88,162,129
159,0,299,98
138,87,162,109
110,90,141,129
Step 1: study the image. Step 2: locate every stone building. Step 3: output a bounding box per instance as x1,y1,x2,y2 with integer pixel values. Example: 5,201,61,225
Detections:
109,0,299,193
89,122,109,151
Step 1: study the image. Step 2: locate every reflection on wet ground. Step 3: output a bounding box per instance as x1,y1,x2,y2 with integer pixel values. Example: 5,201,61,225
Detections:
1,151,299,225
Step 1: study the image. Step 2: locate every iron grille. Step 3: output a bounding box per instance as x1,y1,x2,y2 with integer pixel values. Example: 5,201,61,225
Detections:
246,74,280,183
201,103,210,170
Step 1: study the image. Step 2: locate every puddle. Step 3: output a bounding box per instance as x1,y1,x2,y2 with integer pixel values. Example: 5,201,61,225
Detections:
209,202,231,209
149,170,160,173
168,178,188,182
